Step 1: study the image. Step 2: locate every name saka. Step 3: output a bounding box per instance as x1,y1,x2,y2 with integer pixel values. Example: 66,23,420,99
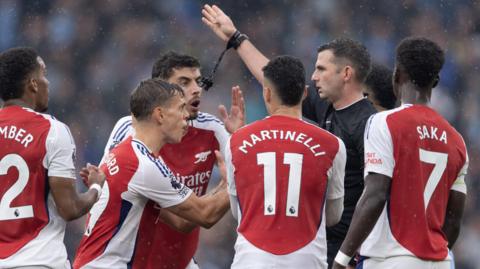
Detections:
238,129,325,156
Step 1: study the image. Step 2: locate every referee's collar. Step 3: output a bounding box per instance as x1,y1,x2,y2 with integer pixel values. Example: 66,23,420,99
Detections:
334,96,367,111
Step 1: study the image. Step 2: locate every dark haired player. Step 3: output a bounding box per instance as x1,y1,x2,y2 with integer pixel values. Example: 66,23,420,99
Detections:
101,51,244,269
226,55,346,268
0,47,104,267
74,79,230,268
202,5,376,267
333,37,468,269
364,63,397,111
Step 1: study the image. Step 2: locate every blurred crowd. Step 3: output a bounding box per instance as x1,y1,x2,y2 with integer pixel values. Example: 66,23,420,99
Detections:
1,0,479,268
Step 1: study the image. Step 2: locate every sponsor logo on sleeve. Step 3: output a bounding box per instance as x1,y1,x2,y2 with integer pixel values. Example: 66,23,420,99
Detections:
366,152,383,165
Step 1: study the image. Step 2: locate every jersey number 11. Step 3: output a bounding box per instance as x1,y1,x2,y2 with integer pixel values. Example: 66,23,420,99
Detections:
257,152,303,218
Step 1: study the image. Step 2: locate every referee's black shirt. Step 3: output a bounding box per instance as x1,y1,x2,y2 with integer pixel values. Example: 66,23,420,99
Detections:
302,85,377,264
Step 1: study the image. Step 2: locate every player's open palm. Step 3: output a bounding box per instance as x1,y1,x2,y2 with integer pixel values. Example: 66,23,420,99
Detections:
202,4,236,42
219,85,245,133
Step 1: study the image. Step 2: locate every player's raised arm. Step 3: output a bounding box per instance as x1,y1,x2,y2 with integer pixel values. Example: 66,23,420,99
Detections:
202,4,269,84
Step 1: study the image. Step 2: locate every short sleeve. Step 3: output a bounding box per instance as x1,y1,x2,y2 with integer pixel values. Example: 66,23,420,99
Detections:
129,157,192,208
224,138,240,220
363,114,395,178
224,138,236,196
193,112,230,157
326,137,346,199
213,122,229,157
45,120,76,179
101,116,134,164
451,153,468,194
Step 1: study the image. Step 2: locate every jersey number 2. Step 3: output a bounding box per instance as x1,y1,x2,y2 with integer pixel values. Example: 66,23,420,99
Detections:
257,152,303,217
419,149,448,209
0,154,34,220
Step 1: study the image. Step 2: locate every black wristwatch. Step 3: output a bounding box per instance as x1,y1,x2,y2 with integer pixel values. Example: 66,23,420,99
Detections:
227,30,249,50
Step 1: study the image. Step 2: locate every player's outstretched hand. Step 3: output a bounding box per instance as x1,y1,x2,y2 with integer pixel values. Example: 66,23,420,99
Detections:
81,163,106,188
219,85,245,134
332,262,346,269
201,4,237,42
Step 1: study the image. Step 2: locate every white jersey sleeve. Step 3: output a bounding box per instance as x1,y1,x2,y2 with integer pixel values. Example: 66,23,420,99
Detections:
326,137,346,200
101,116,134,163
224,138,236,196
224,138,240,220
451,152,468,194
129,143,192,208
44,119,77,179
193,112,229,156
364,113,395,178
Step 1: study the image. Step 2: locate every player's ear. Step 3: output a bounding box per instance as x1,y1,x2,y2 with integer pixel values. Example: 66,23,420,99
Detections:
27,77,38,94
263,86,271,104
152,106,164,124
302,86,308,101
343,65,353,82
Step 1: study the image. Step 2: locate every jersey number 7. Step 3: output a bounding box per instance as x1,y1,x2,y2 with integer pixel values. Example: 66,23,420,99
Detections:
419,148,448,209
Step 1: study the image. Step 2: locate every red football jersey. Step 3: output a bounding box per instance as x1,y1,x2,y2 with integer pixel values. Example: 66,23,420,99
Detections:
226,115,345,267
0,106,77,268
362,105,468,261
73,137,193,268
101,112,228,268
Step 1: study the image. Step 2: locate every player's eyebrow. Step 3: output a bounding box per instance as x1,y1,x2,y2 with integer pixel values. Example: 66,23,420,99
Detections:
177,76,192,82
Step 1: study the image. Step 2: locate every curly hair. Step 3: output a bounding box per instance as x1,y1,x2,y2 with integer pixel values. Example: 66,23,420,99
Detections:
396,37,444,88
365,63,396,109
0,47,39,101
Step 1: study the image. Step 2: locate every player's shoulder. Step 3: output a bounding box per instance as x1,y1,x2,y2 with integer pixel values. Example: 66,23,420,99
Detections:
35,111,73,137
112,115,133,132
107,137,139,168
114,115,133,126
17,107,63,128
131,139,173,179
192,111,228,135
110,115,134,141
368,105,410,127
193,112,224,127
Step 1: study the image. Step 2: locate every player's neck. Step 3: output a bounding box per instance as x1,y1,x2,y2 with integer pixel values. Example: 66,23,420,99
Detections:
3,98,35,110
270,105,302,119
400,83,431,106
133,123,166,154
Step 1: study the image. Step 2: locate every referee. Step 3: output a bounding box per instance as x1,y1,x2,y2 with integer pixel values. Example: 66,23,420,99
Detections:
304,38,376,268
201,5,376,268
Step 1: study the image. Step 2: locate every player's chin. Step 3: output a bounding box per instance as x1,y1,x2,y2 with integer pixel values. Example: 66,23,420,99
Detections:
188,110,199,120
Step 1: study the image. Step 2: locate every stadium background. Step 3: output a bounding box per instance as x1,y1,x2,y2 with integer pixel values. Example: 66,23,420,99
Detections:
0,0,479,268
